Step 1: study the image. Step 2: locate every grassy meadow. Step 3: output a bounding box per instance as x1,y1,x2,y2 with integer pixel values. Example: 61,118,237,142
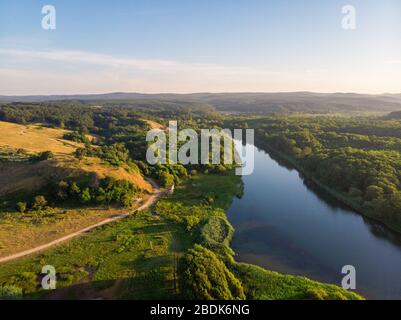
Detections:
0,211,191,299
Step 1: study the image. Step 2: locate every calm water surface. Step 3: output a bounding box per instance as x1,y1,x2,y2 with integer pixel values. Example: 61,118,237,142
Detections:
228,142,401,299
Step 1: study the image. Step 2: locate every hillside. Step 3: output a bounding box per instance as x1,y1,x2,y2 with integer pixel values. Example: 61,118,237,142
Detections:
0,121,154,258
0,121,83,155
384,110,401,120
0,121,152,196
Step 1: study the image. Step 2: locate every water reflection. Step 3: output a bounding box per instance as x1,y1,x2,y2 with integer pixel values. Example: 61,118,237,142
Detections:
228,142,401,299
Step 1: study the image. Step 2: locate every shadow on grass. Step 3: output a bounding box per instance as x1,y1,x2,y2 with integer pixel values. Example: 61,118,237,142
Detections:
22,271,181,300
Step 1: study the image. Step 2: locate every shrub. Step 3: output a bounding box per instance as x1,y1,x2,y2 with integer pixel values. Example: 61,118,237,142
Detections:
63,131,90,144
120,193,134,207
8,272,38,293
38,151,54,161
32,195,47,210
69,182,81,196
306,288,328,300
0,285,22,300
196,216,234,248
80,188,92,204
16,202,27,213
214,165,227,174
160,172,175,187
195,215,235,257
57,180,69,200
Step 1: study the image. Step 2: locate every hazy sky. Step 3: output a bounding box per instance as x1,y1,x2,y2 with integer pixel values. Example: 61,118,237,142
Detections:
0,0,400,95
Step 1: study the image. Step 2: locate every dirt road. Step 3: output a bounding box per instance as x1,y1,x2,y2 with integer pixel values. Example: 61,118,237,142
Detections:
0,183,162,264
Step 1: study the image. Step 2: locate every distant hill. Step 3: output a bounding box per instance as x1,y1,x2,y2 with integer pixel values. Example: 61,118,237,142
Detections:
192,92,401,114
384,110,401,120
1,92,401,114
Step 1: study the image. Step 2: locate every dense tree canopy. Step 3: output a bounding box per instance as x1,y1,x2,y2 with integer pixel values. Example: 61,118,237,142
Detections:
179,244,245,300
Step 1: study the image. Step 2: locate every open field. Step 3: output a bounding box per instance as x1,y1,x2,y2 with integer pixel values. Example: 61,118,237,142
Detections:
0,183,162,262
0,212,191,299
0,121,84,155
0,197,151,259
165,173,243,210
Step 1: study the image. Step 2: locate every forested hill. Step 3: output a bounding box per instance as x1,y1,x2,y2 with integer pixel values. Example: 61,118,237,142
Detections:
1,92,401,114
194,92,401,114
385,110,401,119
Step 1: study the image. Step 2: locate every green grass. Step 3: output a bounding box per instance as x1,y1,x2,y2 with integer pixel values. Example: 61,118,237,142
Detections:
167,172,242,209
232,263,363,300
0,212,191,299
155,172,242,231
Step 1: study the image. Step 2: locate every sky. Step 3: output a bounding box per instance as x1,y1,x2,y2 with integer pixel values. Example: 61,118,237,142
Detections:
0,0,400,95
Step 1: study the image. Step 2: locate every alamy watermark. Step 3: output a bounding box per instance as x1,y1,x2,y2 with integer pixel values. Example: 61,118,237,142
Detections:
146,121,255,176
342,5,356,30
40,4,355,32
341,265,356,290
41,5,56,30
41,265,56,290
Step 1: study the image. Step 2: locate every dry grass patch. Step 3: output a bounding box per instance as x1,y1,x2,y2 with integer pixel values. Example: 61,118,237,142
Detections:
142,119,165,130
0,157,152,196
65,158,153,193
0,121,84,155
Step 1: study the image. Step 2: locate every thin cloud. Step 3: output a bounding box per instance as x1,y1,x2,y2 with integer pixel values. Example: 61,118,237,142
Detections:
0,48,399,95
0,48,252,74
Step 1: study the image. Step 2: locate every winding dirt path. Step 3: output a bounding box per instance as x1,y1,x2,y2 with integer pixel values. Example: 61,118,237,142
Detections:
0,181,163,264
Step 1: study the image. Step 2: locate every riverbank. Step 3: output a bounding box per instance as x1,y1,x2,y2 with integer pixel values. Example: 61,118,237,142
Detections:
254,140,401,236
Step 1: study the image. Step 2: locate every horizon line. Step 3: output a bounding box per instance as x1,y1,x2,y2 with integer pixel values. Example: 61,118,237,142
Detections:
1,90,401,98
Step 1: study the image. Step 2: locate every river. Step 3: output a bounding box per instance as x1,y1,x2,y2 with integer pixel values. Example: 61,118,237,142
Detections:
228,142,401,299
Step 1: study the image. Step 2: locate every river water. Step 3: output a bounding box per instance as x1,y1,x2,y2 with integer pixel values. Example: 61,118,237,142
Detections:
228,142,401,299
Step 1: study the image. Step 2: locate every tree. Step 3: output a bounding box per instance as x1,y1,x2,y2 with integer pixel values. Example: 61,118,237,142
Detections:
80,188,92,204
74,148,85,160
160,172,175,187
33,195,47,210
365,185,384,201
57,180,69,200
16,202,27,213
38,151,54,161
121,193,134,207
69,182,81,196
